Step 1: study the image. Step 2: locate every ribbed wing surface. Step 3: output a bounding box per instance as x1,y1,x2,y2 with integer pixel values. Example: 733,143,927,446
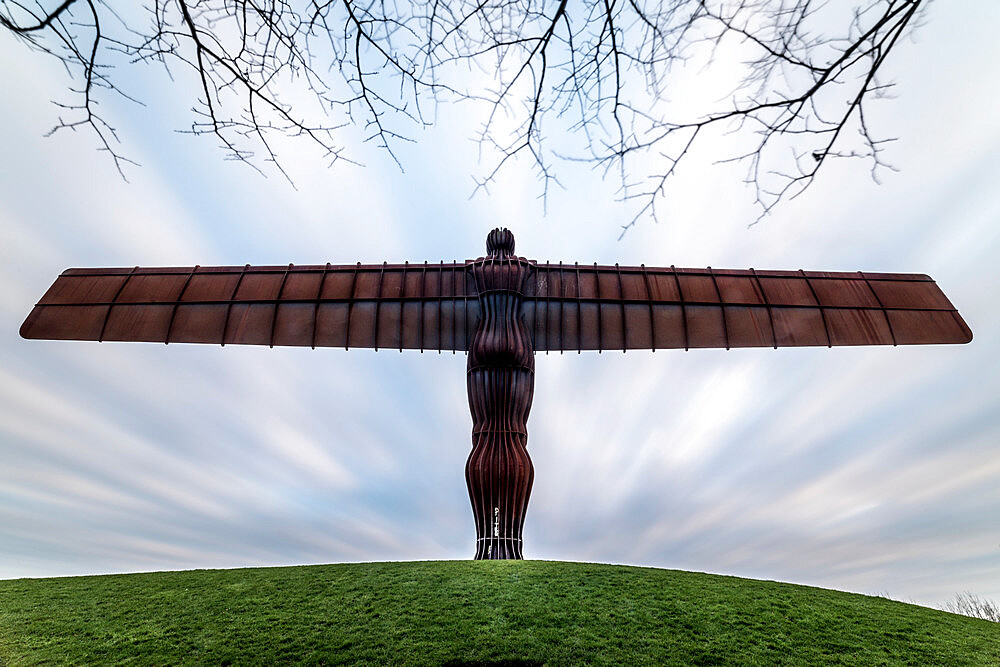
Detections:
521,264,973,351
21,262,972,352
20,263,478,351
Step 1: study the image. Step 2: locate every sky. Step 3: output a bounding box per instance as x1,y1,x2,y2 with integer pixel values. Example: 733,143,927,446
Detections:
1,2,998,609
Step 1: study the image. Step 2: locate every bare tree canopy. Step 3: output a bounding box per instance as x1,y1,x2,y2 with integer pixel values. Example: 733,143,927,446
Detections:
2,0,926,229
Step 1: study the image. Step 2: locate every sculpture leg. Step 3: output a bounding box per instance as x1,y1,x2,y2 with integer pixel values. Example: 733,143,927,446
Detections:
466,366,534,559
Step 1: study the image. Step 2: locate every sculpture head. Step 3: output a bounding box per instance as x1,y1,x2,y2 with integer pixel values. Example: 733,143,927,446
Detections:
486,228,516,258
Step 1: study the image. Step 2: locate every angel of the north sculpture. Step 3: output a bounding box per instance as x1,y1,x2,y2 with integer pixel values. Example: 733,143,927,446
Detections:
20,228,972,559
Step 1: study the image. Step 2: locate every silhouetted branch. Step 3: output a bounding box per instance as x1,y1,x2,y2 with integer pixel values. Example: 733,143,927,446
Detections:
2,0,926,225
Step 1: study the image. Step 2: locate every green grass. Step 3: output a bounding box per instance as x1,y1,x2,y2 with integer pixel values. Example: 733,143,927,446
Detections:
1,560,997,665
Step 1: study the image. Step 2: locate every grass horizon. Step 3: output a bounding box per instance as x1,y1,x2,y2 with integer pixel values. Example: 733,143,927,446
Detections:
1,560,997,664
0,558,943,611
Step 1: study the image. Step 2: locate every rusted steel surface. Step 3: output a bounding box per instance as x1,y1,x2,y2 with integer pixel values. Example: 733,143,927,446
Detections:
21,262,478,351
21,260,970,352
521,264,972,351
466,229,534,559
19,229,973,560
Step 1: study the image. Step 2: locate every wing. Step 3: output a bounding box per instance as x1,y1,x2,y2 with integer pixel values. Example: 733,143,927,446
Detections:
20,262,973,352
521,264,973,351
20,263,478,351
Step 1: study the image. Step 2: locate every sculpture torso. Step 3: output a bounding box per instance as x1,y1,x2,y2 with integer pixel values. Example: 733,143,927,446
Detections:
465,231,535,559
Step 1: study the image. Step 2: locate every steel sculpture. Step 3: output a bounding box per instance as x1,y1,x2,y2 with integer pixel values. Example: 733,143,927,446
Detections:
20,229,973,559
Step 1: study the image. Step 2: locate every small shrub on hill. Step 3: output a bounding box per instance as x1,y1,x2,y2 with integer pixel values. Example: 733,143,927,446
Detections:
944,593,1000,623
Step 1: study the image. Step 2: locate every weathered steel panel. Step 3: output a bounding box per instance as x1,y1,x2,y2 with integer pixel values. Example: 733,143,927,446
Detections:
21,263,477,350
520,265,971,351
20,249,972,356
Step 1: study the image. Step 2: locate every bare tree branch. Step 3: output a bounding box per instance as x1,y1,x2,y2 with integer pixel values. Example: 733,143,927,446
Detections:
2,0,928,227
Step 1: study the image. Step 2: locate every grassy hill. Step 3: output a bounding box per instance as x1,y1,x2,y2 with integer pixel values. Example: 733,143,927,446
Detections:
1,560,997,665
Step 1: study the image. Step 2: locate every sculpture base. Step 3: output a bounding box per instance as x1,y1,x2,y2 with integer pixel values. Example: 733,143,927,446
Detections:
475,537,524,560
